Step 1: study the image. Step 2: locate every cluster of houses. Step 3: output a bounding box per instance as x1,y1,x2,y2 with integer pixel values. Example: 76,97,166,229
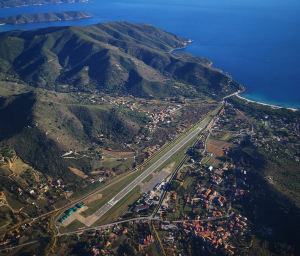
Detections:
89,223,155,255
228,213,248,234
176,210,248,255
148,105,181,125
211,175,223,185
233,188,245,199
137,105,182,143
179,220,235,255
216,196,226,207
139,235,154,250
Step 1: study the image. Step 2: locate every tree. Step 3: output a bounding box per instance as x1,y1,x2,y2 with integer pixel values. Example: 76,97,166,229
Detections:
117,244,136,256
170,181,181,191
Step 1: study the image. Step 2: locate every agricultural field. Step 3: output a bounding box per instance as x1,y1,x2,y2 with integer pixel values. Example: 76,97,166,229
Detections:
220,132,237,141
10,158,33,174
205,155,224,169
3,189,26,210
207,138,233,157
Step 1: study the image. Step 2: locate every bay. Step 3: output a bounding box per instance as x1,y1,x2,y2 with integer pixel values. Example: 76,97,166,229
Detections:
0,0,299,109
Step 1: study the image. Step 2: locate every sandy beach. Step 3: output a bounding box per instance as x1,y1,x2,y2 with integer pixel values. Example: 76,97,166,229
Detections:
230,92,299,112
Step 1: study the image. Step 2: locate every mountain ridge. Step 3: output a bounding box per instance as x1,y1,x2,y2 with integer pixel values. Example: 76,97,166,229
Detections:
0,22,242,181
0,21,242,99
0,0,88,8
0,11,92,25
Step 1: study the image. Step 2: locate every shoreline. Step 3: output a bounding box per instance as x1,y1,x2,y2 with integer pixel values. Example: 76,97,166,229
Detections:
0,0,88,9
169,38,299,112
169,39,194,54
231,92,299,112
169,46,299,111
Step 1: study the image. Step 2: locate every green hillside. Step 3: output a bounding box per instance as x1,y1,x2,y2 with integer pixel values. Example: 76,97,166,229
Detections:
0,0,87,8
0,22,242,183
0,83,153,182
0,11,92,25
0,21,242,99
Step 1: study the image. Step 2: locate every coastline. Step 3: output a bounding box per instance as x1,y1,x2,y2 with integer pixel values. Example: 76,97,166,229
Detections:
169,39,194,54
231,92,299,112
169,46,186,54
0,0,88,9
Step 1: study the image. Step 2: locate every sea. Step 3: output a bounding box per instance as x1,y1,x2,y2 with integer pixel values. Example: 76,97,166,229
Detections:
0,0,299,109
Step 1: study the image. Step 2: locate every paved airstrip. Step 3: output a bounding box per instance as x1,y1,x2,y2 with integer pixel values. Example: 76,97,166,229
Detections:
61,120,209,227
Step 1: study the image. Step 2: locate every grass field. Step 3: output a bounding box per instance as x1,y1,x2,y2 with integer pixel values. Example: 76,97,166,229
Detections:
101,149,135,158
59,219,86,233
53,199,72,209
168,208,181,219
93,186,141,225
142,174,153,183
0,205,11,228
183,204,193,213
220,132,236,141
206,155,224,168
71,181,104,198
4,190,26,210
91,157,134,172
148,242,161,256
208,138,229,148
80,171,141,217
10,158,33,174
0,166,12,176
157,230,169,241
183,176,194,187
83,193,102,205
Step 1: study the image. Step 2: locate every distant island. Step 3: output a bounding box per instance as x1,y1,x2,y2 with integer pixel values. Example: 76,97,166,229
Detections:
0,0,88,8
0,11,92,25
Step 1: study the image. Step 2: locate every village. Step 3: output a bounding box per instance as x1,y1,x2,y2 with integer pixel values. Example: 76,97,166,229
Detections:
1,100,300,255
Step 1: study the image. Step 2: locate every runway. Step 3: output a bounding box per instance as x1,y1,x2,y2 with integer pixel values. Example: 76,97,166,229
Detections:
84,120,209,226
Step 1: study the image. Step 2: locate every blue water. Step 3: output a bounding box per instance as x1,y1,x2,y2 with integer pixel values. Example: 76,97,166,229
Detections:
0,0,299,109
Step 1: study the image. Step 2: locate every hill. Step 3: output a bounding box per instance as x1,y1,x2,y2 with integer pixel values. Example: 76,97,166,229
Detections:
0,22,242,183
0,83,152,182
0,21,242,99
0,0,87,8
0,11,92,25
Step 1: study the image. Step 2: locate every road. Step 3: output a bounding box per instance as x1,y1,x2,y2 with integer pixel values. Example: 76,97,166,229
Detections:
56,217,156,236
202,117,217,155
56,215,220,237
1,214,223,252
84,120,209,226
0,240,40,252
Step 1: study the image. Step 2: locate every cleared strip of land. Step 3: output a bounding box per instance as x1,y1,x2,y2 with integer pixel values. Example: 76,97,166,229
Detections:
82,120,209,226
